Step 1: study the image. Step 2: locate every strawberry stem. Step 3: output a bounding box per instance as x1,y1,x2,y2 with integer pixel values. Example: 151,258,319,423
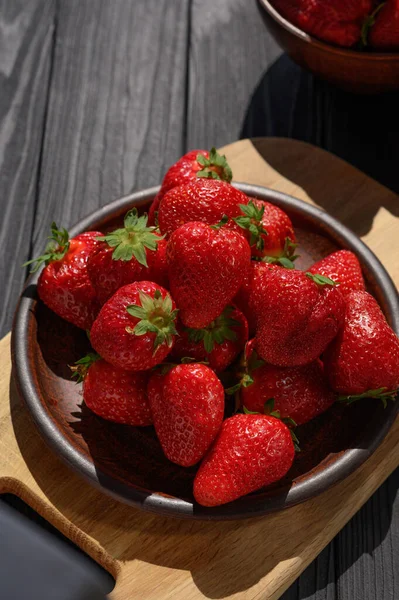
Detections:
361,2,386,47
70,352,101,383
126,289,178,353
338,387,397,408
23,222,70,273
96,208,162,267
196,147,233,183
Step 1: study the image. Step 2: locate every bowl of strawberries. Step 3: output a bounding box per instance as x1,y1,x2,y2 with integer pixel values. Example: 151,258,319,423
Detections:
259,0,399,93
12,148,399,519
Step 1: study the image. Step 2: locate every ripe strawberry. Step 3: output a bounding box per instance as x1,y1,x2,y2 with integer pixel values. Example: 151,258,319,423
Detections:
233,200,297,262
25,223,102,330
271,0,373,47
324,291,399,399
368,1,399,50
147,363,225,467
148,148,233,226
252,265,345,366
158,179,249,237
233,261,270,336
239,349,335,425
308,250,365,299
87,209,167,305
90,281,178,371
193,413,295,507
170,305,249,372
72,354,152,426
167,221,251,328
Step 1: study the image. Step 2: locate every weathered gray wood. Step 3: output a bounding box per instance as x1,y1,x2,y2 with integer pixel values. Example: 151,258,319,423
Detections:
0,0,55,337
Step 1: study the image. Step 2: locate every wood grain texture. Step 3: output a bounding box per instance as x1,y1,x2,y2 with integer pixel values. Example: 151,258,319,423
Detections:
0,0,55,337
2,139,399,600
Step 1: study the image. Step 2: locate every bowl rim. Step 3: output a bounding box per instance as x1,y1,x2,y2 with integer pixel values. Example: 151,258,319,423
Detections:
11,183,399,520
258,0,399,61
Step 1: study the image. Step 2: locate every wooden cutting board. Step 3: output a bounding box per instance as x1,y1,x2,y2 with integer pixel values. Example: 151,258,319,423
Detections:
1,138,398,600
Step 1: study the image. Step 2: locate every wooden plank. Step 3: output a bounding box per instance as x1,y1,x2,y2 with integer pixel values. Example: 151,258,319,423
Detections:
2,139,398,600
30,0,190,252
0,0,55,337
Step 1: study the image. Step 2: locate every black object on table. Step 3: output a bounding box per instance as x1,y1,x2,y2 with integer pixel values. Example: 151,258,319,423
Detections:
0,1,398,599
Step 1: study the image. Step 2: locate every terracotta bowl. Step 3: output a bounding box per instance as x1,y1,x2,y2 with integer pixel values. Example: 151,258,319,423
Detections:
12,184,399,520
258,0,399,94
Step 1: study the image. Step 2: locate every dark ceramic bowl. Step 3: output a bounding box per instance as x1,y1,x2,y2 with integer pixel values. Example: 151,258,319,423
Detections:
258,0,399,94
12,184,399,520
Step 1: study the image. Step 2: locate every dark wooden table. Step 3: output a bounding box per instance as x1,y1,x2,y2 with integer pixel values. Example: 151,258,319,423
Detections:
1,1,398,598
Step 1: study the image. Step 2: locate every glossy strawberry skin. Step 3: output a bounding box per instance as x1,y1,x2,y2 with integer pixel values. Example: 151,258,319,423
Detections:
170,307,249,372
90,281,176,371
158,179,249,237
193,414,295,507
147,363,225,467
241,359,336,425
271,0,373,47
252,266,345,366
324,291,399,395
369,0,399,50
87,237,168,305
167,221,251,328
148,150,209,226
250,200,295,258
38,231,102,330
233,261,270,336
83,359,152,426
309,250,365,299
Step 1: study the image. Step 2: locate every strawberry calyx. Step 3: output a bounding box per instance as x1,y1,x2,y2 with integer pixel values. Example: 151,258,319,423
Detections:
360,2,386,47
261,238,300,269
225,346,264,395
305,272,337,287
126,289,178,353
243,399,300,452
23,222,70,273
233,201,268,251
338,387,397,409
96,208,162,267
186,305,241,353
196,147,233,183
70,352,101,383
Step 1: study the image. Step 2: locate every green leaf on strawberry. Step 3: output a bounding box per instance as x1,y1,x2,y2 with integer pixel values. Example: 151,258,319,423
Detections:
186,305,240,353
127,289,178,352
196,147,233,183
305,272,337,287
23,222,70,273
233,201,269,251
262,238,300,269
97,208,162,267
70,352,101,383
338,387,397,408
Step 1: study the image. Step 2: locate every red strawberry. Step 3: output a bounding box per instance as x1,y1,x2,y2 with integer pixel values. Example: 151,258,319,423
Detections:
25,223,102,330
171,305,249,372
193,413,295,506
271,0,373,47
233,200,297,262
147,363,225,467
239,351,335,425
324,291,399,399
148,148,233,226
167,221,251,328
308,250,365,299
90,281,178,371
251,265,345,366
72,354,152,426
87,209,167,305
368,0,399,50
158,179,249,237
234,261,281,336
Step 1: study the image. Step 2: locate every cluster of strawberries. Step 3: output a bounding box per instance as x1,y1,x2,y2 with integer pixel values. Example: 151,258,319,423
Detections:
271,0,399,50
28,147,399,508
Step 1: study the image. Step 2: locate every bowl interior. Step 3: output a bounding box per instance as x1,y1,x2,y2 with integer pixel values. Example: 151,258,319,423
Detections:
13,185,399,519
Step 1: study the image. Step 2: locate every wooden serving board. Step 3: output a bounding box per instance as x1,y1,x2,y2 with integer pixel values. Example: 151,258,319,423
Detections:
1,138,398,600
